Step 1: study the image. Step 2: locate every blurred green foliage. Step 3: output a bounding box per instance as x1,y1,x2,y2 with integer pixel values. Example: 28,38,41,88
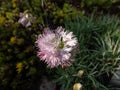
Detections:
0,0,120,90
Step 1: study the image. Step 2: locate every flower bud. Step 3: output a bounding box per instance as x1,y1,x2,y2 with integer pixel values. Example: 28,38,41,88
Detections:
73,83,82,90
77,70,84,78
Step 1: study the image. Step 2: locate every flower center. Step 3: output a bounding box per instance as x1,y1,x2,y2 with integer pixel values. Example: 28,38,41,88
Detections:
58,41,64,49
58,37,64,49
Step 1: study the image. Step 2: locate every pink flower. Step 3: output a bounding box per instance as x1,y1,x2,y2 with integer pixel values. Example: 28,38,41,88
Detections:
18,10,36,27
35,26,78,68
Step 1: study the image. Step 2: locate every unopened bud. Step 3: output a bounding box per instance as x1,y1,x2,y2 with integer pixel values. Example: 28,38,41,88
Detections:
77,70,84,78
73,83,82,90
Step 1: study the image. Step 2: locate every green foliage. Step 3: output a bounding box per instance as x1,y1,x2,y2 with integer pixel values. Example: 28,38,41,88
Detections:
0,1,45,90
54,15,120,90
71,0,120,15
0,0,120,90
0,25,42,90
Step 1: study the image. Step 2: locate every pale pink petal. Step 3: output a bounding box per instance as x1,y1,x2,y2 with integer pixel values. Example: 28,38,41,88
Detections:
35,26,78,68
